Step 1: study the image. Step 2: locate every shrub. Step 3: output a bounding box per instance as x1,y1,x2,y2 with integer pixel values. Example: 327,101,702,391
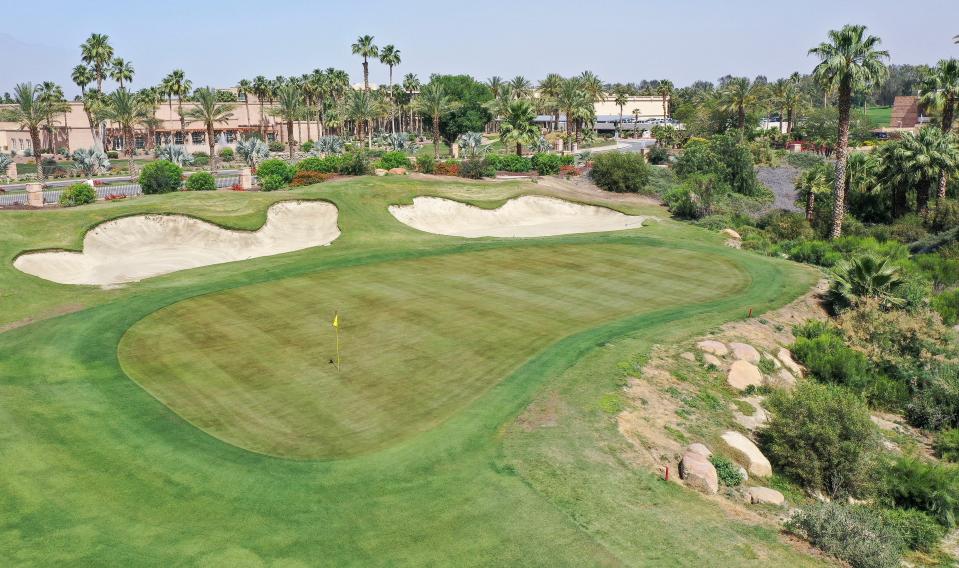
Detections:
260,174,286,192
647,145,669,165
138,160,183,194
590,152,650,193
932,289,959,325
377,151,411,170
531,152,562,175
709,454,744,486
934,429,959,462
192,155,210,167
880,508,946,553
256,159,294,182
58,183,96,207
880,456,959,527
185,171,216,191
416,154,435,174
906,363,959,431
758,210,813,241
300,140,315,153
786,240,843,266
290,171,333,187
497,154,533,172
337,152,372,176
785,502,902,568
760,381,880,498
268,140,286,152
106,150,119,159
434,161,459,176
218,147,234,161
236,138,270,167
297,156,341,174
458,157,494,179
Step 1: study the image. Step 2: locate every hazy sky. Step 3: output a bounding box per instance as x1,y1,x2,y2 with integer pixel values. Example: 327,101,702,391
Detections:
2,0,958,97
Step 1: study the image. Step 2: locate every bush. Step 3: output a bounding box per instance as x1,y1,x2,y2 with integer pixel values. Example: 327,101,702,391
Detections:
458,157,494,179
434,161,459,176
880,508,946,553
760,381,880,498
377,151,411,170
290,171,333,187
106,150,119,159
932,289,959,325
268,140,286,152
934,429,959,462
785,502,902,568
300,140,315,153
185,171,216,191
493,153,533,172
647,145,669,165
531,152,562,175
757,210,813,241
218,147,234,161
256,159,294,182
260,174,286,192
138,160,183,194
906,363,959,431
337,152,372,176
415,154,435,174
880,456,959,527
297,155,341,174
58,183,96,207
192,155,209,167
709,454,744,486
590,152,650,193
786,240,843,267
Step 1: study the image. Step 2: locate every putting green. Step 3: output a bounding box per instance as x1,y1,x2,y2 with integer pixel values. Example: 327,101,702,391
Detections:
120,243,744,459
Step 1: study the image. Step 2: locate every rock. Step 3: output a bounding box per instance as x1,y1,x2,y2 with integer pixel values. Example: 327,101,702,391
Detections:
697,340,728,357
734,398,769,431
703,353,722,368
737,465,749,482
721,431,772,478
687,443,712,457
721,228,742,240
375,168,387,177
763,353,782,368
748,486,785,506
680,451,718,494
777,348,803,377
680,352,696,362
767,369,796,390
729,342,761,363
727,360,763,391
388,167,407,175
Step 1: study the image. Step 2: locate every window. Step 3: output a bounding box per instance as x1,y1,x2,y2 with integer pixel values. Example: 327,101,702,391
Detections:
174,132,184,145
224,130,236,143
267,132,276,142
135,136,146,149
191,132,205,145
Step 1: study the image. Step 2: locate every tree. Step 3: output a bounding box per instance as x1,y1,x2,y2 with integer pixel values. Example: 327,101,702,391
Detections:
631,108,642,137
414,83,458,159
1,83,51,177
420,75,490,150
810,25,890,239
379,45,401,132
98,88,149,175
498,100,538,156
877,127,959,214
828,254,906,310
110,58,134,89
80,33,113,92
237,79,253,133
797,161,834,221
163,70,192,145
270,84,304,158
352,35,379,91
72,65,100,145
508,76,533,99
718,77,764,129
657,79,674,121
538,73,564,132
613,87,629,137
251,75,270,138
403,73,421,133
38,82,68,153
185,87,236,171
555,77,589,145
919,59,959,199
343,89,377,148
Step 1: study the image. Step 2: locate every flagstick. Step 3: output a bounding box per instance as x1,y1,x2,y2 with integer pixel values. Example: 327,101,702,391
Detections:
335,321,341,372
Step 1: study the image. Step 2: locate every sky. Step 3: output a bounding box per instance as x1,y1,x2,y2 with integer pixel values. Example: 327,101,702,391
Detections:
2,0,958,98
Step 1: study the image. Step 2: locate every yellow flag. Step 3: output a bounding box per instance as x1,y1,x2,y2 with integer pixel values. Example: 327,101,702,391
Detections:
332,313,339,328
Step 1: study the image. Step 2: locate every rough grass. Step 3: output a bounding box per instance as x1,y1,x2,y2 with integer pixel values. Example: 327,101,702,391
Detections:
0,175,822,565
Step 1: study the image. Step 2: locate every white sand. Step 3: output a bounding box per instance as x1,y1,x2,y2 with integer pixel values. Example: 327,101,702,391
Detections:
388,195,654,238
14,201,340,286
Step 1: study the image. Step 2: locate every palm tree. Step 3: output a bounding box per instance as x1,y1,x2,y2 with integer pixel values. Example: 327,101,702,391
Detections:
578,71,604,102
539,73,564,132
344,89,378,148
880,128,959,214
252,75,270,138
828,254,906,310
403,73,421,134
657,79,674,121
613,87,629,137
718,77,764,129
919,59,959,200
185,87,236,171
555,77,588,145
809,24,890,238
97,88,149,175
379,45,401,132
631,108,642,137
163,70,191,145
38,82,68,152
110,58,134,89
779,78,806,136
352,35,379,91
2,83,51,177
80,33,113,92
797,161,834,221
72,65,99,144
508,76,533,99
270,84,304,158
136,87,162,151
237,78,253,132
414,83,458,159
498,100,539,156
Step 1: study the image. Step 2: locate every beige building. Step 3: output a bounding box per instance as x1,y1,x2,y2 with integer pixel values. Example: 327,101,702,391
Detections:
593,95,667,119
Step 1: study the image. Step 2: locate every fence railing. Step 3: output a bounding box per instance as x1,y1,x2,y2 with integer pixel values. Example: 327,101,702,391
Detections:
0,192,28,206
3,174,246,207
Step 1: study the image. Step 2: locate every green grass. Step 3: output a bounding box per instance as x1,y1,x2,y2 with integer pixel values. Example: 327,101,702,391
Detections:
0,176,822,565
864,105,892,128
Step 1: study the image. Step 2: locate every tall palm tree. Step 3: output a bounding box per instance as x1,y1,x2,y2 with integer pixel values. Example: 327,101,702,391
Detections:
270,83,304,158
80,33,113,93
414,83,458,159
110,58,134,89
631,108,642,137
379,45,401,132
919,58,959,199
97,88,149,175
72,65,99,144
879,128,959,214
301,75,318,142
613,87,629,136
810,24,889,238
403,73,421,134
164,70,191,145
237,78,253,132
351,35,379,91
539,73,564,132
578,71,604,102
136,87,162,151
797,161,834,221
508,76,533,99
1,83,51,177
343,89,378,148
778,77,806,136
657,79,674,121
498,99,539,156
38,82,68,152
718,77,764,129
555,77,588,144
252,75,270,138
185,87,236,171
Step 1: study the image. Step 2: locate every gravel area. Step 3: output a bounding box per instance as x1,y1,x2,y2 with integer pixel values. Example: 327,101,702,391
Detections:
757,165,801,212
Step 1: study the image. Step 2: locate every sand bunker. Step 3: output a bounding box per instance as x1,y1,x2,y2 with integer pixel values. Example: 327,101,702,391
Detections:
14,201,340,286
388,196,654,238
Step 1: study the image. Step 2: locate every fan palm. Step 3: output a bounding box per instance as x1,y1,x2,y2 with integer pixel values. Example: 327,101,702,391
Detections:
251,75,270,138
796,161,834,221
414,83,458,159
72,65,100,144
828,254,906,310
270,84,305,158
379,45,401,132
403,73,421,134
657,79,674,121
98,88,150,174
1,83,52,177
613,88,629,136
809,24,890,238
110,58,134,89
163,70,191,145
80,33,113,92
352,35,379,91
185,87,236,171
498,99,538,156
880,127,959,214
237,79,253,133
919,58,959,199
539,73,565,132
38,82,68,152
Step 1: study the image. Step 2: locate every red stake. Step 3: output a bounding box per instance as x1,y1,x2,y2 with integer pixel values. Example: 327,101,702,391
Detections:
664,465,669,481
747,307,753,318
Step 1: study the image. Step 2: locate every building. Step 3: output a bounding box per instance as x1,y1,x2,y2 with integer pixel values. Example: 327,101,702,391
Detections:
533,95,668,132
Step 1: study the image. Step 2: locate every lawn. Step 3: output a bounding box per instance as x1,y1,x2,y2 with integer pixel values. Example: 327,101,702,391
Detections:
0,175,822,565
864,105,892,128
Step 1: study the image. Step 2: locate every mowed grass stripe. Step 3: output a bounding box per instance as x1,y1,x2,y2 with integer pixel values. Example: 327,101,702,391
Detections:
119,242,743,459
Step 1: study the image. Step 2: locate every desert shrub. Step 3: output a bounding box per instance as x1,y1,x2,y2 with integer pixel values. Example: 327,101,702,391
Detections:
934,429,959,462
785,240,842,266
709,454,744,486
376,151,411,171
932,289,959,325
297,156,341,174
906,363,959,431
259,174,286,192
434,161,459,176
880,456,959,527
185,171,216,191
880,507,946,553
647,145,669,165
290,171,333,187
268,140,286,152
497,154,532,172
910,254,959,292
58,183,96,207
218,147,234,161
757,210,813,241
785,502,902,568
415,154,435,174
193,154,210,167
674,138,719,178
300,140,315,153
531,152,562,175
889,214,929,243
337,152,372,176
663,186,700,219
458,157,494,179
760,381,880,498
138,160,183,194
785,152,825,169
590,152,650,193
256,159,294,182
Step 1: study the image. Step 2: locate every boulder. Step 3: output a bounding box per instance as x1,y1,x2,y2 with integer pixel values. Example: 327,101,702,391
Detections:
697,340,728,357
375,168,387,177
734,398,769,431
680,451,718,494
777,348,803,377
680,352,696,362
703,353,722,368
721,431,772,478
388,167,408,175
763,352,782,368
737,465,749,483
729,342,761,363
768,369,796,389
687,443,712,457
748,486,785,506
727,360,763,391
721,228,741,240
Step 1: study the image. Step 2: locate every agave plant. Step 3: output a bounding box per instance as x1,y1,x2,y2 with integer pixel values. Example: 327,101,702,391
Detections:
828,254,906,311
312,135,345,155
532,136,552,153
71,147,111,176
0,153,12,172
154,144,194,166
236,137,270,167
456,132,486,157
378,132,420,152
576,151,592,166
